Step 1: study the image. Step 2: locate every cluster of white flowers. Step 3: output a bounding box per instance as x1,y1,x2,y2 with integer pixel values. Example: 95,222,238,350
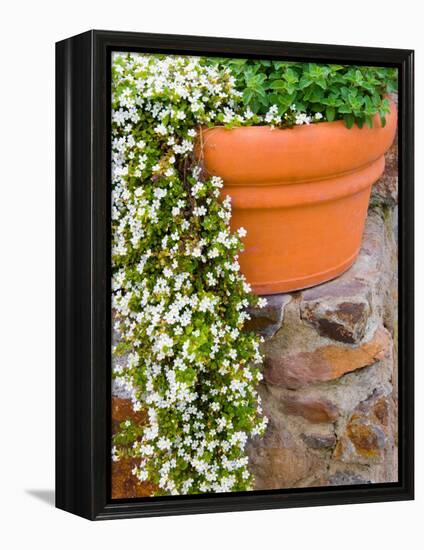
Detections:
263,103,324,127
264,104,281,125
111,53,268,496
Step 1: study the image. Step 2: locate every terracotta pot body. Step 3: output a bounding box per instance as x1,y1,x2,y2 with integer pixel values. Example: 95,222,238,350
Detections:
200,102,397,295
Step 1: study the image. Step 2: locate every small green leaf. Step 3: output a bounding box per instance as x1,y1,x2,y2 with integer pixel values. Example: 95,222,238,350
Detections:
326,106,335,121
299,76,313,89
284,68,299,84
344,114,354,129
243,88,254,105
268,79,286,90
365,115,373,128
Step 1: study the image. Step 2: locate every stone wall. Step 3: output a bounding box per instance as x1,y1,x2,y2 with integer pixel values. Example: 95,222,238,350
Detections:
247,137,399,489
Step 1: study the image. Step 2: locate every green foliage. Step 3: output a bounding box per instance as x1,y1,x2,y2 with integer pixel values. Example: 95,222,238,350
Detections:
207,58,397,128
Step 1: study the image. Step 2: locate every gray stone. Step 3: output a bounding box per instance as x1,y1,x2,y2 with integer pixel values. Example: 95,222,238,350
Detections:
327,471,372,486
371,121,398,208
112,378,133,400
301,286,371,344
301,433,337,450
245,294,291,339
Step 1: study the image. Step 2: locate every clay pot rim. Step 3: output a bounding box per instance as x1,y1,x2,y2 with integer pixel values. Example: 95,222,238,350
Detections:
196,100,397,186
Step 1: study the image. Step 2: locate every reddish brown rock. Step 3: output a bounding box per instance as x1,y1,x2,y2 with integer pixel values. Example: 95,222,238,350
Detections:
112,457,155,499
112,396,147,434
333,390,396,465
282,395,339,423
334,420,386,462
347,421,386,458
373,396,390,426
111,397,155,499
264,327,391,389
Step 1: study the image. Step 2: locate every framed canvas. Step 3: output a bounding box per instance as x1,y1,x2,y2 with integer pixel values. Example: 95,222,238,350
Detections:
56,30,414,520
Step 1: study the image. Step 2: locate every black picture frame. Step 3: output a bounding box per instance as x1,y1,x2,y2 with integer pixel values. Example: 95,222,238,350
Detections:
55,29,414,521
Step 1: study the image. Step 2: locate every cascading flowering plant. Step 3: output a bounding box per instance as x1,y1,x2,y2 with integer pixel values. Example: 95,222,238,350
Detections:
111,53,275,496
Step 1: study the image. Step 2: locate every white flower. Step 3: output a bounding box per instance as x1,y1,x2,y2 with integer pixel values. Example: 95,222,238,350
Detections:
295,112,312,125
257,297,268,308
243,281,252,293
193,205,207,217
198,295,217,312
137,470,149,481
211,176,223,189
208,248,220,259
265,104,281,124
154,123,168,135
111,446,119,462
157,437,172,450
191,182,204,197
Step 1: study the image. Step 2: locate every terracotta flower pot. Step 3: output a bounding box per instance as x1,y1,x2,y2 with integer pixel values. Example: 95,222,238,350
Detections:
199,101,397,295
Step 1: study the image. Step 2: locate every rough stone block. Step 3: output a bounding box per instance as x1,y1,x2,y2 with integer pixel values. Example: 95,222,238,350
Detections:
333,389,396,466
301,281,371,344
281,395,340,423
248,424,323,489
301,433,337,450
264,326,391,389
245,294,291,339
371,133,398,207
112,396,146,433
111,397,154,498
326,470,372,486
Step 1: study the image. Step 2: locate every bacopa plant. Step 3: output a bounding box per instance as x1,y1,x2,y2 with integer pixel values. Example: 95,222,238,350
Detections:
208,58,397,128
111,53,269,495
